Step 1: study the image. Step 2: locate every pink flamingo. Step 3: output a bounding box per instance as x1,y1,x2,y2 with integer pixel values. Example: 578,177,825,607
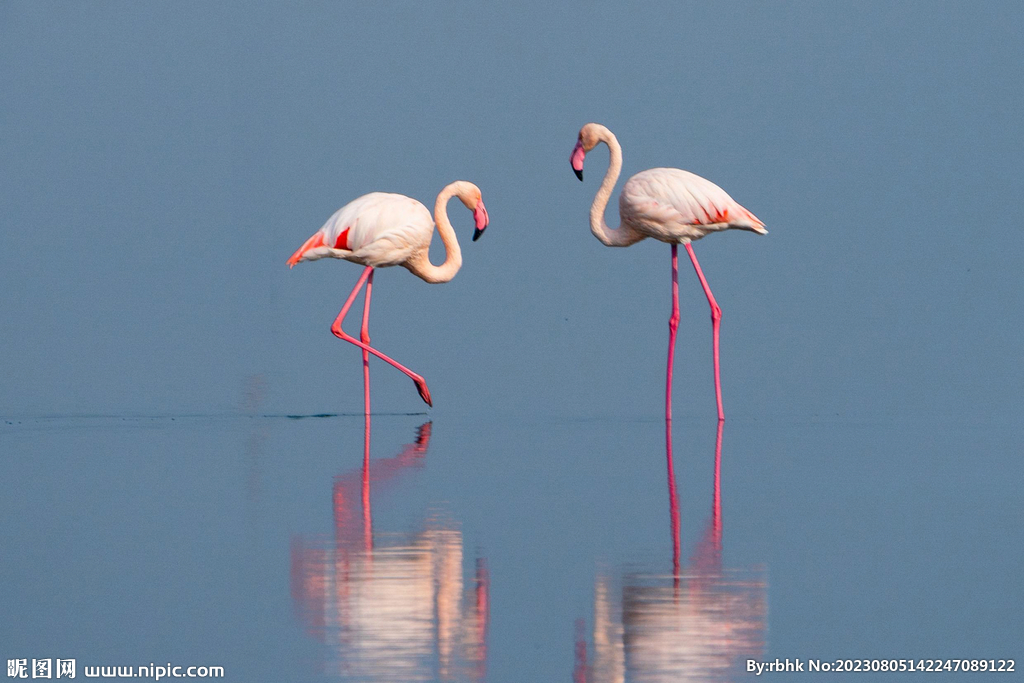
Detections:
571,123,766,421
288,182,489,410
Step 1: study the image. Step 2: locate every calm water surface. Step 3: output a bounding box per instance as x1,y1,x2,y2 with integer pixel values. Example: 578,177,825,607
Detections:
2,405,1018,681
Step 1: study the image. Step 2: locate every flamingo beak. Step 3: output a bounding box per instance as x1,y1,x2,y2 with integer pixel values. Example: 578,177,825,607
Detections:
472,199,489,241
571,140,585,181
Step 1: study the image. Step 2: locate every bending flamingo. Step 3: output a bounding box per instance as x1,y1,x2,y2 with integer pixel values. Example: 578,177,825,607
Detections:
570,123,766,421
288,181,489,410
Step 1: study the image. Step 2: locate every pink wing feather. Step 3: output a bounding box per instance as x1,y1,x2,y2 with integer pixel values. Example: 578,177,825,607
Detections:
288,193,433,268
621,168,764,235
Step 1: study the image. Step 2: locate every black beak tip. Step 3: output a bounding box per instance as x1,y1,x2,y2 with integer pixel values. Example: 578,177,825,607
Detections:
574,168,584,181
472,227,484,242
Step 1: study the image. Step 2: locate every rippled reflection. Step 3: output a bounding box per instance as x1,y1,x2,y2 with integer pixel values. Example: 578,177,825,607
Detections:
291,420,489,681
579,422,767,682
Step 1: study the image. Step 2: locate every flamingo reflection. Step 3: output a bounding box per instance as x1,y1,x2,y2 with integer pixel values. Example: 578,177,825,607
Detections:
579,422,767,682
291,421,489,681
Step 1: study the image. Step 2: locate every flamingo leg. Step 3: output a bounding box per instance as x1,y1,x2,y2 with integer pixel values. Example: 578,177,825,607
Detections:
360,270,374,416
665,247,682,582
331,266,432,406
666,244,680,422
362,414,373,554
666,417,681,582
684,243,724,421
360,271,373,551
712,418,723,549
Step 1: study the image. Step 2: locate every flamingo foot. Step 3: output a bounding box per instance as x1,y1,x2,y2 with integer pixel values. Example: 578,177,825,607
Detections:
414,378,432,407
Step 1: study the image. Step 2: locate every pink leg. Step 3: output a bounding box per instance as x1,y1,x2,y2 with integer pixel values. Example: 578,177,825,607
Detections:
362,414,372,554
712,418,723,549
666,418,681,581
331,267,432,406
360,270,374,416
684,243,724,421
666,245,680,422
361,270,373,550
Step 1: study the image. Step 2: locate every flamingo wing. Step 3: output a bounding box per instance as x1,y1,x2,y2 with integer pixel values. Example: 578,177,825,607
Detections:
288,193,433,268
621,168,764,234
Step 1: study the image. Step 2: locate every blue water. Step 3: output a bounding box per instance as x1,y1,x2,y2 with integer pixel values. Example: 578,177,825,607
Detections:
2,406,1019,681
3,1,1023,680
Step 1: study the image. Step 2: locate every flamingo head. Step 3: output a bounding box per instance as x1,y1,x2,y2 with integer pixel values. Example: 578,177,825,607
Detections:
571,124,601,181
472,198,489,241
454,181,489,241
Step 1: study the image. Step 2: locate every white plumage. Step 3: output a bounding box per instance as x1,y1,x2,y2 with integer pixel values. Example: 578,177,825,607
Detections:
287,181,489,408
570,122,766,422
295,192,434,269
620,168,765,244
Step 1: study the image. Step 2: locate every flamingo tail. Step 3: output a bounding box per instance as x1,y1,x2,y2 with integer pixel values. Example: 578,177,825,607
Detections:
287,232,326,268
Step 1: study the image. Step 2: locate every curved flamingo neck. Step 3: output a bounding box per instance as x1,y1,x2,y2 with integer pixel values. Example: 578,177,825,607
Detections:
405,183,465,284
590,127,641,247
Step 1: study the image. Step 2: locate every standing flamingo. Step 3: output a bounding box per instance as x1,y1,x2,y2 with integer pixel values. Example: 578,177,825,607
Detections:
288,181,489,411
570,123,766,421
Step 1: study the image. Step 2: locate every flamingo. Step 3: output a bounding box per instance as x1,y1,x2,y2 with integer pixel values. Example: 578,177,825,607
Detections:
287,181,489,410
570,123,766,421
